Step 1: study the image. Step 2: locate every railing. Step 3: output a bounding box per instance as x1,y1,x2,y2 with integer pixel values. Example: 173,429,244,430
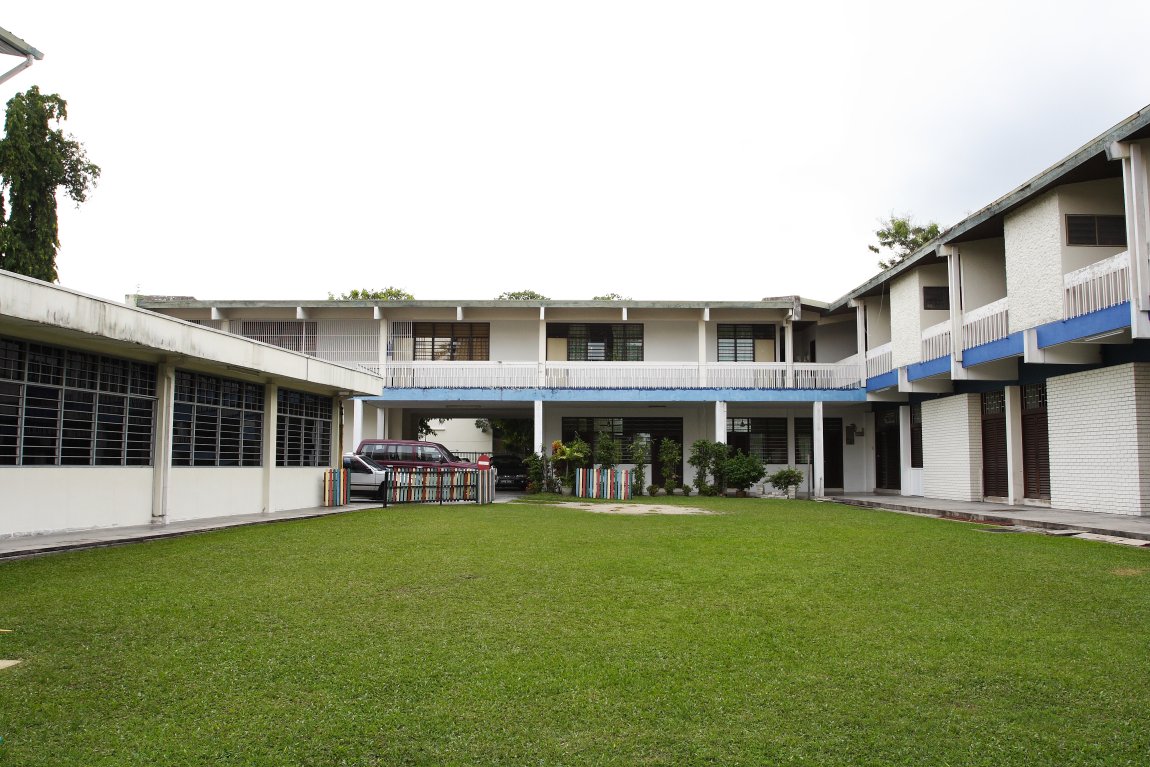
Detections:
1064,250,1129,319
962,297,1009,349
865,343,893,379
380,467,495,505
921,320,952,361
376,361,864,390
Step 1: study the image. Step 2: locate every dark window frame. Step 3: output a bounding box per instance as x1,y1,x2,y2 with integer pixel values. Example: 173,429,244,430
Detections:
548,324,644,362
922,286,950,311
717,324,775,362
172,371,265,467
1066,214,1127,247
276,389,333,467
412,323,490,361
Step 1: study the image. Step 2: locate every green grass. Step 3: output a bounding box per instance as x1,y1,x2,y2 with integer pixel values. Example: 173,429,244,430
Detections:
1,498,1149,766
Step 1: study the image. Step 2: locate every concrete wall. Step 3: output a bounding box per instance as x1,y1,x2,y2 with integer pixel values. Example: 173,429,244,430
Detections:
490,320,538,361
271,468,330,512
1048,364,1150,516
959,238,1007,310
167,468,264,522
922,394,982,501
1005,191,1063,331
917,262,950,331
1058,178,1127,272
1,468,154,537
890,270,921,368
863,296,891,348
646,321,700,362
425,418,494,454
815,321,856,364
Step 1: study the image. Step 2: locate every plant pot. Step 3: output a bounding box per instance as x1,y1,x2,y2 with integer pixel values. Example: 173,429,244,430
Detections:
786,485,797,500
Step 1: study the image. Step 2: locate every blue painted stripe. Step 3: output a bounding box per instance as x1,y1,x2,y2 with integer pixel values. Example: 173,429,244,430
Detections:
1035,302,1130,348
906,356,950,381
866,370,898,391
371,387,866,402
962,332,1024,367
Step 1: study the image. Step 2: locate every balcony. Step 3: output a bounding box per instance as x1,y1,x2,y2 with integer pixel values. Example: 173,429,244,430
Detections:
962,297,1009,349
921,320,952,361
865,342,893,379
1064,250,1129,319
373,360,864,390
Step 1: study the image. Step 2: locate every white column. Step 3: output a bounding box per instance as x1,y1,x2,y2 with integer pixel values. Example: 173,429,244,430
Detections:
898,404,912,496
698,311,708,386
150,362,175,524
378,313,389,372
538,308,548,387
784,321,795,388
855,301,866,384
376,407,387,439
262,383,278,514
944,246,964,361
786,414,796,466
813,401,825,496
331,396,342,468
714,401,727,444
1005,385,1024,505
534,400,545,454
352,398,363,451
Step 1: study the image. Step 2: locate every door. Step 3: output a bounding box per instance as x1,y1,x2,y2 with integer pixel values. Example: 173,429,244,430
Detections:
1021,383,1050,500
981,391,1008,499
823,418,844,490
874,407,901,490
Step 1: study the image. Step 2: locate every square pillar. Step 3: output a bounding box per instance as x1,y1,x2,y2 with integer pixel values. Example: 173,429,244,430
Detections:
534,400,545,454
813,401,824,496
150,362,175,525
898,404,912,496
714,401,727,444
1004,385,1024,505
262,383,278,514
352,398,363,451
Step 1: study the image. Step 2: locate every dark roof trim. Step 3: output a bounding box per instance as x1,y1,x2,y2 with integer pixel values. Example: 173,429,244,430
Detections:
0,26,43,59
134,297,831,312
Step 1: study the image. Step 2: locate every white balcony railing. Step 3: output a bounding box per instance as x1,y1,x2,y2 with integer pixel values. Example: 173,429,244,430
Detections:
376,361,864,390
921,320,952,361
962,297,1009,349
1064,250,1129,320
865,342,893,379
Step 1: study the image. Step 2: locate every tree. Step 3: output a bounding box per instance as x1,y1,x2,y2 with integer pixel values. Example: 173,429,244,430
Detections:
592,292,630,300
0,86,100,282
496,290,549,300
869,215,941,270
327,287,414,300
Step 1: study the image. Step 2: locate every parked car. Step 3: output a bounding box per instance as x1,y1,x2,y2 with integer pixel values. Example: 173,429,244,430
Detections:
342,452,391,499
491,454,529,490
354,439,480,472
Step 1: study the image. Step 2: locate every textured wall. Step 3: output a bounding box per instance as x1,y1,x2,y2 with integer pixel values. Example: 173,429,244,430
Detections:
1048,364,1150,516
890,270,921,368
922,394,982,501
959,238,1007,310
1004,192,1063,331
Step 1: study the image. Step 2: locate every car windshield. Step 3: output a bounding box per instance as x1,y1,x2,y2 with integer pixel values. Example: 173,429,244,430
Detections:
358,455,385,471
438,445,461,462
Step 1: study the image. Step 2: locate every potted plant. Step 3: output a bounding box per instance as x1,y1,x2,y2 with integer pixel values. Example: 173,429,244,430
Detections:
724,450,766,497
550,436,590,493
768,467,805,499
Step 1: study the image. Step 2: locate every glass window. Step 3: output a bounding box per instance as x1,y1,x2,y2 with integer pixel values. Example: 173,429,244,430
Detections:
717,325,774,362
276,389,332,467
548,324,643,361
173,371,264,467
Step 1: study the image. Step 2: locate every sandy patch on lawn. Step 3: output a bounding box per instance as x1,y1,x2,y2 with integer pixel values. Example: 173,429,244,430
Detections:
558,502,713,516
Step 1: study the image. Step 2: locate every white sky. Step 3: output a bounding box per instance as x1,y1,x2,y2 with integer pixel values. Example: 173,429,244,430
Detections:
4,2,1150,304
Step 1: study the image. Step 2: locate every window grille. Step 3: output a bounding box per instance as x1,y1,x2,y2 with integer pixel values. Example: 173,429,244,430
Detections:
717,324,774,362
726,417,788,463
0,336,157,466
548,324,643,361
389,322,413,362
172,371,264,466
239,321,318,355
412,323,490,361
276,389,332,467
1066,214,1127,247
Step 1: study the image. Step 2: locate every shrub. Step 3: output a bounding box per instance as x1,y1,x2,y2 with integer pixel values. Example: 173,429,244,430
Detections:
648,484,661,497
768,467,805,493
659,438,681,494
681,483,692,497
630,436,650,490
594,429,621,469
724,450,766,492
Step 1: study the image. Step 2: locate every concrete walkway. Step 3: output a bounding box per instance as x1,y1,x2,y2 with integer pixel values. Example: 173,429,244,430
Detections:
827,493,1150,543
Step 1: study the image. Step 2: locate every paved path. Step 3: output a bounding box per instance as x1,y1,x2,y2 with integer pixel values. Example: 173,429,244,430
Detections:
827,493,1150,542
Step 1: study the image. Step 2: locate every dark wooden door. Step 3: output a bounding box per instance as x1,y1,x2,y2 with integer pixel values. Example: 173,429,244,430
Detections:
823,418,844,489
874,407,901,490
1021,383,1050,500
982,391,1008,498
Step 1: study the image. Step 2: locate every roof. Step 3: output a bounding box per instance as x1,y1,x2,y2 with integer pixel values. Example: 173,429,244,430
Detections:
134,296,833,313
0,25,43,59
827,102,1150,311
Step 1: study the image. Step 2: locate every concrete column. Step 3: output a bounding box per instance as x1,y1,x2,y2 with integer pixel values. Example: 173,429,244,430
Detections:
714,401,727,444
813,401,824,496
898,404,912,496
352,398,363,451
945,246,964,361
331,396,342,468
150,362,175,525
698,313,707,386
262,383,278,514
376,407,387,439
378,315,389,371
534,399,545,454
538,308,547,387
784,321,795,388
1004,385,1024,505
855,302,866,384
786,414,796,466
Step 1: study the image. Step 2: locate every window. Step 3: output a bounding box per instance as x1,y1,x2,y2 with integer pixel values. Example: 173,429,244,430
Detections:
922,286,949,311
727,417,788,463
794,418,813,465
276,389,332,467
240,321,318,355
0,336,157,466
561,417,680,462
717,324,775,362
412,323,490,361
172,372,264,466
1066,214,1126,246
548,324,643,361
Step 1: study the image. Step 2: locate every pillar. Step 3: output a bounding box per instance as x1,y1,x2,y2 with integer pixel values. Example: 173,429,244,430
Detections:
262,383,278,514
898,404,912,496
150,362,175,525
534,400,545,454
813,401,824,496
714,401,727,444
1004,385,1024,505
352,398,363,451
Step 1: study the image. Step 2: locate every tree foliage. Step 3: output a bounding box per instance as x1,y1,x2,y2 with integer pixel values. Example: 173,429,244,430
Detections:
0,86,100,282
327,287,414,300
496,290,549,300
592,292,630,301
868,215,941,270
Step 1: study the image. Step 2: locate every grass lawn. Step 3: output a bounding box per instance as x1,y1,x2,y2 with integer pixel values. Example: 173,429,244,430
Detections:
1,498,1149,766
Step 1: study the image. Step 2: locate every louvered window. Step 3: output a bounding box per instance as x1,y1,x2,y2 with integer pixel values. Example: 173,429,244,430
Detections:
726,417,788,464
412,323,490,361
1021,383,1050,500
276,389,332,467
549,324,643,361
1066,214,1127,246
173,372,265,467
717,324,774,362
981,391,1008,498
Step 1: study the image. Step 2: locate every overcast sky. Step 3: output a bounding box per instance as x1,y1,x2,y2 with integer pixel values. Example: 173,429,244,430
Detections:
4,2,1150,305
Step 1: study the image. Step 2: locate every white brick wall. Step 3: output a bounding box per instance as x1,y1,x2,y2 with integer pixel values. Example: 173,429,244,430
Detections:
1048,364,1150,516
1004,191,1063,332
890,270,921,369
922,394,982,501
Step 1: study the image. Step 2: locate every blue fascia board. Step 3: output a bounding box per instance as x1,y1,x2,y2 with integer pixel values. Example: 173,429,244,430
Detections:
963,332,1024,367
906,356,950,381
372,388,867,403
866,370,898,391
1035,302,1130,348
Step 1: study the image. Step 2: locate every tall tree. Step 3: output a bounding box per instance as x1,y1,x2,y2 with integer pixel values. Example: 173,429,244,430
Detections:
869,215,941,270
0,86,100,282
496,290,549,300
327,287,414,300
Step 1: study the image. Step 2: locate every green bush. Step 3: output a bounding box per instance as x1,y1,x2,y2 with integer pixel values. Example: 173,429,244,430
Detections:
724,450,766,492
768,467,805,493
659,437,682,494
